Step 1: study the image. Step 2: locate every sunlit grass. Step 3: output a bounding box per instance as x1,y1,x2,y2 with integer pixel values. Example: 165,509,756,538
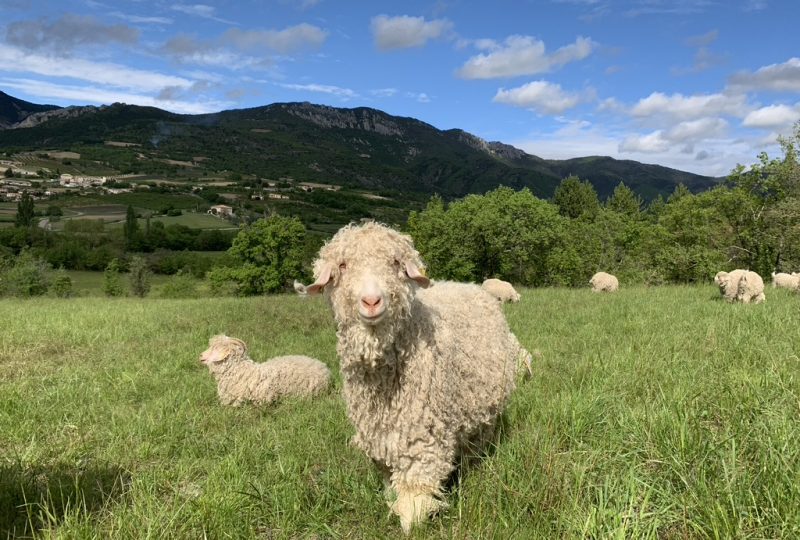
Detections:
1,286,799,538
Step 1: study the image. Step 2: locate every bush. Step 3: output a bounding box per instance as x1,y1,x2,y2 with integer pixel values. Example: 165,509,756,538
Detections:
51,267,73,298
207,215,308,295
103,258,125,297
128,255,151,298
1,249,51,297
159,269,198,298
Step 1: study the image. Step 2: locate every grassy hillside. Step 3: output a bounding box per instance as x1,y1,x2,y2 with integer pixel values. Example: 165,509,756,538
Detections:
0,99,720,202
1,287,799,538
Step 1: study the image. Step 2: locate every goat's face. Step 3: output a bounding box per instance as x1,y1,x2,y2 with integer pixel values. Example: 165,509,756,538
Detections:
200,335,246,372
299,223,430,330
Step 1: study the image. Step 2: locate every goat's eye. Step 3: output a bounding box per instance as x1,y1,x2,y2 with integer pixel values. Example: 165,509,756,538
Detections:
393,259,401,268
339,262,347,271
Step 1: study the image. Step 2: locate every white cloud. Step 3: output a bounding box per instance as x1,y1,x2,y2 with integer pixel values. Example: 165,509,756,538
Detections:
493,80,584,114
371,88,398,97
170,4,236,24
685,29,718,48
0,77,230,114
160,24,326,68
278,82,358,99
370,15,452,50
405,91,430,103
0,43,193,92
742,104,800,129
630,91,749,122
619,131,671,153
109,12,173,25
619,117,729,155
457,35,594,79
223,24,328,53
5,14,139,54
728,57,800,93
665,117,728,141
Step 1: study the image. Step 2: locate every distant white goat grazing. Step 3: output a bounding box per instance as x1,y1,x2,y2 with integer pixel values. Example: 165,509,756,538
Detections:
737,271,766,304
295,222,528,533
200,335,331,406
771,271,799,290
589,271,619,292
714,269,765,304
714,269,746,302
481,278,521,303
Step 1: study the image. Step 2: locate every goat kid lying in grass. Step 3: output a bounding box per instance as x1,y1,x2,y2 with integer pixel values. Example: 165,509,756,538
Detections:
200,335,331,406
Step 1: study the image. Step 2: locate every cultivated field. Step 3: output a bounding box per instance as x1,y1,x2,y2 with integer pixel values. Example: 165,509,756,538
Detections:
1,286,799,538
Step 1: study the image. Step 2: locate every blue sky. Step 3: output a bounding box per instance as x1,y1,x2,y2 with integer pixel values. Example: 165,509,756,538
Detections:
1,0,799,177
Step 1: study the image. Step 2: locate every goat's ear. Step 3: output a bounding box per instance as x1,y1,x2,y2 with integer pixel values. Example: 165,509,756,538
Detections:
404,260,431,288
302,263,333,295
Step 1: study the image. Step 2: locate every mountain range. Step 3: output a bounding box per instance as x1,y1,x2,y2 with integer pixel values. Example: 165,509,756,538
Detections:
0,91,721,201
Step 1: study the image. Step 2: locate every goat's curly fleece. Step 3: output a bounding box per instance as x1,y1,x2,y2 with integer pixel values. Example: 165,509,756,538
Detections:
481,278,521,303
308,222,525,531
771,272,799,290
589,271,619,292
737,270,766,304
200,335,331,406
714,269,765,304
715,269,745,301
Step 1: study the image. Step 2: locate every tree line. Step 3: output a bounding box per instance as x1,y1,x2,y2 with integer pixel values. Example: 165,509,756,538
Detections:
2,124,797,296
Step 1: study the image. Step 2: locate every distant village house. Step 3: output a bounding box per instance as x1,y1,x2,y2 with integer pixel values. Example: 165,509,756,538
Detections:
208,204,234,218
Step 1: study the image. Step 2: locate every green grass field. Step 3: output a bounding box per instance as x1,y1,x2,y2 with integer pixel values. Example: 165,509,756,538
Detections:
1,286,799,538
64,271,179,297
145,212,234,230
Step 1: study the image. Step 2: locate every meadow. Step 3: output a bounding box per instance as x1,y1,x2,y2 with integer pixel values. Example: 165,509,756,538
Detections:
1,286,799,538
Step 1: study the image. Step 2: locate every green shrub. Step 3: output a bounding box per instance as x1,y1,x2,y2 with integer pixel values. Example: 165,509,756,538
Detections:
128,256,151,298
51,267,74,298
1,249,51,297
103,258,125,297
159,269,198,298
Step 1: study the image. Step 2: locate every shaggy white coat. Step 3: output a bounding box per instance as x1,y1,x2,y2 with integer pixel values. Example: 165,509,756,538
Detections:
297,222,527,533
589,271,619,292
481,278,521,303
737,271,766,304
200,335,331,406
714,269,746,302
771,271,799,290
714,269,765,304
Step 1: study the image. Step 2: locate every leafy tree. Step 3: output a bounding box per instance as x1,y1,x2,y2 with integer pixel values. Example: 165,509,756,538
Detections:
15,191,35,227
128,255,151,297
728,122,800,203
668,183,691,203
46,205,63,217
723,123,800,274
553,175,600,219
103,258,125,297
123,205,140,250
208,215,307,295
408,187,566,286
606,182,643,217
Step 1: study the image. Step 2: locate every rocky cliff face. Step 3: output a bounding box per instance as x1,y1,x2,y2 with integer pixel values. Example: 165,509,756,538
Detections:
486,141,528,161
0,91,62,129
452,129,530,161
13,106,101,129
282,102,406,137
